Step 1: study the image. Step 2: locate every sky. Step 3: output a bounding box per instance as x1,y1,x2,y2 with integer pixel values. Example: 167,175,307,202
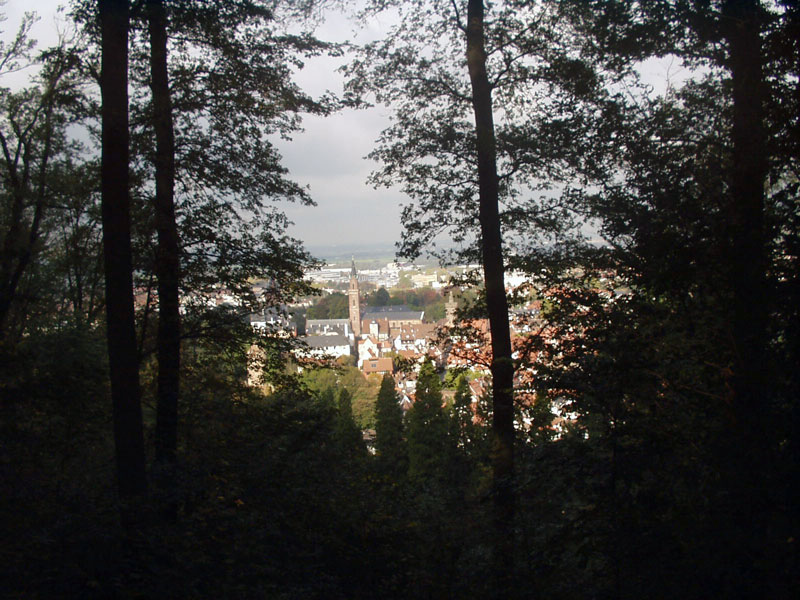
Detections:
1,1,404,254
2,1,685,257
263,9,407,253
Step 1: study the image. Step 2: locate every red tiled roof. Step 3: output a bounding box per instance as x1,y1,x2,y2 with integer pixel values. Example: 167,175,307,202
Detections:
362,357,393,375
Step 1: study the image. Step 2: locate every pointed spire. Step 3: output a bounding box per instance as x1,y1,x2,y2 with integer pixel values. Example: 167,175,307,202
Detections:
350,256,357,278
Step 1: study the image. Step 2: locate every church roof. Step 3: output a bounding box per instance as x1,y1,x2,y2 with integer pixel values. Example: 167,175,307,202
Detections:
362,305,424,321
363,304,411,313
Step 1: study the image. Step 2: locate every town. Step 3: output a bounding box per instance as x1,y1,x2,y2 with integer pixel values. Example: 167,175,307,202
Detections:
240,258,576,436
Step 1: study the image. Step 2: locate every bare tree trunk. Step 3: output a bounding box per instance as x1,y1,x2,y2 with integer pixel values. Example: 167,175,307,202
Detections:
99,0,147,504
722,0,769,593
147,0,181,481
466,1,516,596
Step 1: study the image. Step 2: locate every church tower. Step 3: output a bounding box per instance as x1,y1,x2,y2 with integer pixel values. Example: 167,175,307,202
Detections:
348,258,362,337
445,289,458,327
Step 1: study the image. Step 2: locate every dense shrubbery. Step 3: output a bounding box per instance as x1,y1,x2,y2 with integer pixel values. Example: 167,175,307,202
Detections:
7,335,795,599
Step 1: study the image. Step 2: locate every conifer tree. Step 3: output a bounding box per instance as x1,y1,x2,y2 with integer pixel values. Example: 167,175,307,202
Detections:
318,386,337,412
374,373,407,475
406,360,449,483
451,374,474,451
335,388,365,457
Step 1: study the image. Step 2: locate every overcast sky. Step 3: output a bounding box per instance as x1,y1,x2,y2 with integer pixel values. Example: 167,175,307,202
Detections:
3,2,684,256
2,1,403,254
266,8,406,253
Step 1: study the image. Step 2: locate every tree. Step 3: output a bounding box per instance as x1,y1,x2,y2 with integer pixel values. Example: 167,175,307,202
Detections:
369,286,390,306
450,374,475,449
0,15,108,344
342,367,381,428
90,1,334,453
374,373,406,475
67,0,336,499
335,388,365,457
347,3,610,591
146,0,181,480
300,364,380,428
463,6,515,588
406,360,450,483
0,17,85,341
47,159,105,330
99,0,147,501
307,292,348,319
395,272,412,289
125,0,327,320
717,3,774,589
525,1,800,594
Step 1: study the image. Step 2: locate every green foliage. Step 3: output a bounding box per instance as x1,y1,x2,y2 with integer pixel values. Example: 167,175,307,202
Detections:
341,368,381,429
522,394,557,446
299,364,339,395
3,3,798,599
406,360,451,483
299,364,380,429
395,272,412,289
450,375,474,447
367,287,446,322
424,301,445,322
442,367,480,389
335,388,366,456
0,27,99,341
335,353,358,368
0,326,110,471
367,286,391,306
346,1,610,266
374,374,407,475
76,0,330,353
306,292,349,319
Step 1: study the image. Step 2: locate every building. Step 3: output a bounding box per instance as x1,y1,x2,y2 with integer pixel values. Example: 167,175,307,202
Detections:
361,305,424,338
445,290,458,326
299,334,352,359
306,318,350,337
247,307,297,337
362,356,394,376
348,258,362,337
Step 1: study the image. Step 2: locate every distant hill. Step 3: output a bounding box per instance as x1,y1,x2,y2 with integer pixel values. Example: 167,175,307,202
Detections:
305,242,397,263
304,242,459,268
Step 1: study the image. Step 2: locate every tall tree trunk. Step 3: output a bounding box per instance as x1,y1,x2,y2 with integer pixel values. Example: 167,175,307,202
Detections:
785,0,800,587
147,0,180,475
465,1,516,596
722,0,769,592
99,0,147,503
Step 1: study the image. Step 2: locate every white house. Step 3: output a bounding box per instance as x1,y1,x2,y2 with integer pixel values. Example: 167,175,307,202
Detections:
298,335,352,359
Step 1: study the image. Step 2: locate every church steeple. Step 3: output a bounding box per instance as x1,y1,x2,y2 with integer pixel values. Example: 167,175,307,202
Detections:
445,288,458,327
348,257,362,337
